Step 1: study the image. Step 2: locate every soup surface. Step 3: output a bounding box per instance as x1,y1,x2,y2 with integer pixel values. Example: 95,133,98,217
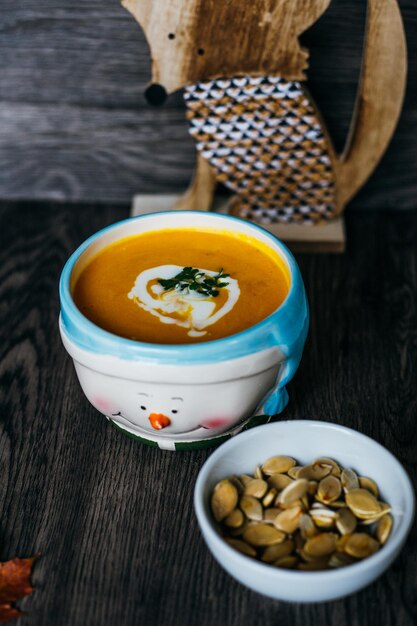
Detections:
72,228,290,344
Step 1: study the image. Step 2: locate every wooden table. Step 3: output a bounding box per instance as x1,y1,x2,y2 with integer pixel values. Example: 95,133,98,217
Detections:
1,201,416,626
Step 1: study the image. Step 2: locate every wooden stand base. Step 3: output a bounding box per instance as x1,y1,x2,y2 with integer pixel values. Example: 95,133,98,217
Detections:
131,194,346,253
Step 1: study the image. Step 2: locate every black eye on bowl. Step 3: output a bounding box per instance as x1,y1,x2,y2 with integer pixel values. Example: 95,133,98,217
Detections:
171,409,178,414
140,405,147,411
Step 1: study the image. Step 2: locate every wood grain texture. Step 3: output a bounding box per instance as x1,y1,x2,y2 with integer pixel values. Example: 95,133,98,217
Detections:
122,0,331,90
1,201,417,625
335,0,407,209
0,1,416,207
172,152,217,212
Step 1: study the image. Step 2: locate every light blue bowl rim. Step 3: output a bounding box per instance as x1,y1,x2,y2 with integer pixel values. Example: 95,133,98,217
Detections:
59,211,309,364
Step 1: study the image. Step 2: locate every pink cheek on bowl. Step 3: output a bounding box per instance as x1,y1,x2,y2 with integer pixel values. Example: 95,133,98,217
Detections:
91,396,115,414
200,417,233,430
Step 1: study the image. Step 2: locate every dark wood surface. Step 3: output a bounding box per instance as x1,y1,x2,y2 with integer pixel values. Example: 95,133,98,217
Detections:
0,201,416,625
0,0,416,208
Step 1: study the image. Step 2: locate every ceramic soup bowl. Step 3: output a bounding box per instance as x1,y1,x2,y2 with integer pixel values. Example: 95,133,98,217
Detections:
59,211,308,450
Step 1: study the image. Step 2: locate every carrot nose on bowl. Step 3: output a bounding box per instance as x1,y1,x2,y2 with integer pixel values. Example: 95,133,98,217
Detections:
149,413,171,430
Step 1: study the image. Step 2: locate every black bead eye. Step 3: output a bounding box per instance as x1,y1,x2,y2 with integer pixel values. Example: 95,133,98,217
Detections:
140,405,147,411
144,83,167,106
171,409,178,414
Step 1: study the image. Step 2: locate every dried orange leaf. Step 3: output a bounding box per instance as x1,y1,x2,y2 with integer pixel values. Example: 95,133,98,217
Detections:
0,557,36,623
0,603,22,623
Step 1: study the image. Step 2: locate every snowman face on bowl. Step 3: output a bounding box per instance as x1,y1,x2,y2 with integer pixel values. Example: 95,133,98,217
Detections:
76,361,280,440
87,382,244,437
113,391,193,434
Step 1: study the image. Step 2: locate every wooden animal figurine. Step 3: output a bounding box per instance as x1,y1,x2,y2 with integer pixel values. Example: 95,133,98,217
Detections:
122,0,407,231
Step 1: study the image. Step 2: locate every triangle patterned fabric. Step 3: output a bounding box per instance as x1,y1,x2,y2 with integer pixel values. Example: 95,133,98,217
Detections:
184,76,336,225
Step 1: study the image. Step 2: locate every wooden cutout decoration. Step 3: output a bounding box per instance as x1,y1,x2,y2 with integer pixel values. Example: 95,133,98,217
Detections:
122,0,407,226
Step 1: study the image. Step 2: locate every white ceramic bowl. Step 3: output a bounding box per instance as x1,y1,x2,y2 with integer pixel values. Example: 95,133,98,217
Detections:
194,420,415,603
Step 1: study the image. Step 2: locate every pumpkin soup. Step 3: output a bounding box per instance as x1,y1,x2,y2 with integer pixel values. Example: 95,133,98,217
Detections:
72,228,290,344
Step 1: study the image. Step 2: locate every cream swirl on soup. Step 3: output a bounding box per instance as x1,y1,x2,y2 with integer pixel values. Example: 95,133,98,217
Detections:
128,264,240,337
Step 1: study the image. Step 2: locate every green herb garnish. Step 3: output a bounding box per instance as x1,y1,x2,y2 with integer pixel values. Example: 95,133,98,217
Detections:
158,267,230,297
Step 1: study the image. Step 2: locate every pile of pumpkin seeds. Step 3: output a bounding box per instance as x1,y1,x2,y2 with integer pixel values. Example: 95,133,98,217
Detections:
210,456,393,571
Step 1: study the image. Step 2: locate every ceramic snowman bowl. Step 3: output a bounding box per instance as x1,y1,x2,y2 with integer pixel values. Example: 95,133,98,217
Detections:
194,421,415,602
59,211,308,450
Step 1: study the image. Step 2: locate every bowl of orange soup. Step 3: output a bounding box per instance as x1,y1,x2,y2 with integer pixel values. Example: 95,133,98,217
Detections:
59,211,308,450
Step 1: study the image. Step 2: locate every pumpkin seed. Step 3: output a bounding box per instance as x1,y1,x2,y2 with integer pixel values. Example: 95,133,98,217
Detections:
297,462,332,481
328,500,347,508
298,547,329,564
307,480,318,496
262,488,277,507
240,495,263,521
298,560,328,571
262,455,297,475
229,519,249,537
276,479,308,505
244,478,268,499
304,533,338,557
337,534,351,552
211,480,238,521
359,476,379,497
274,555,298,569
239,474,253,486
317,475,342,504
254,465,263,479
299,514,318,539
273,505,303,534
335,508,357,535
358,502,391,524
376,514,393,545
328,552,356,568
301,495,310,510
314,457,341,477
277,497,305,511
243,524,286,547
228,475,244,494
341,468,359,493
263,507,281,522
344,533,380,559
226,538,257,558
309,507,337,528
267,473,293,491
288,466,302,479
310,502,324,509
345,488,382,519
262,539,295,563
224,508,245,529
